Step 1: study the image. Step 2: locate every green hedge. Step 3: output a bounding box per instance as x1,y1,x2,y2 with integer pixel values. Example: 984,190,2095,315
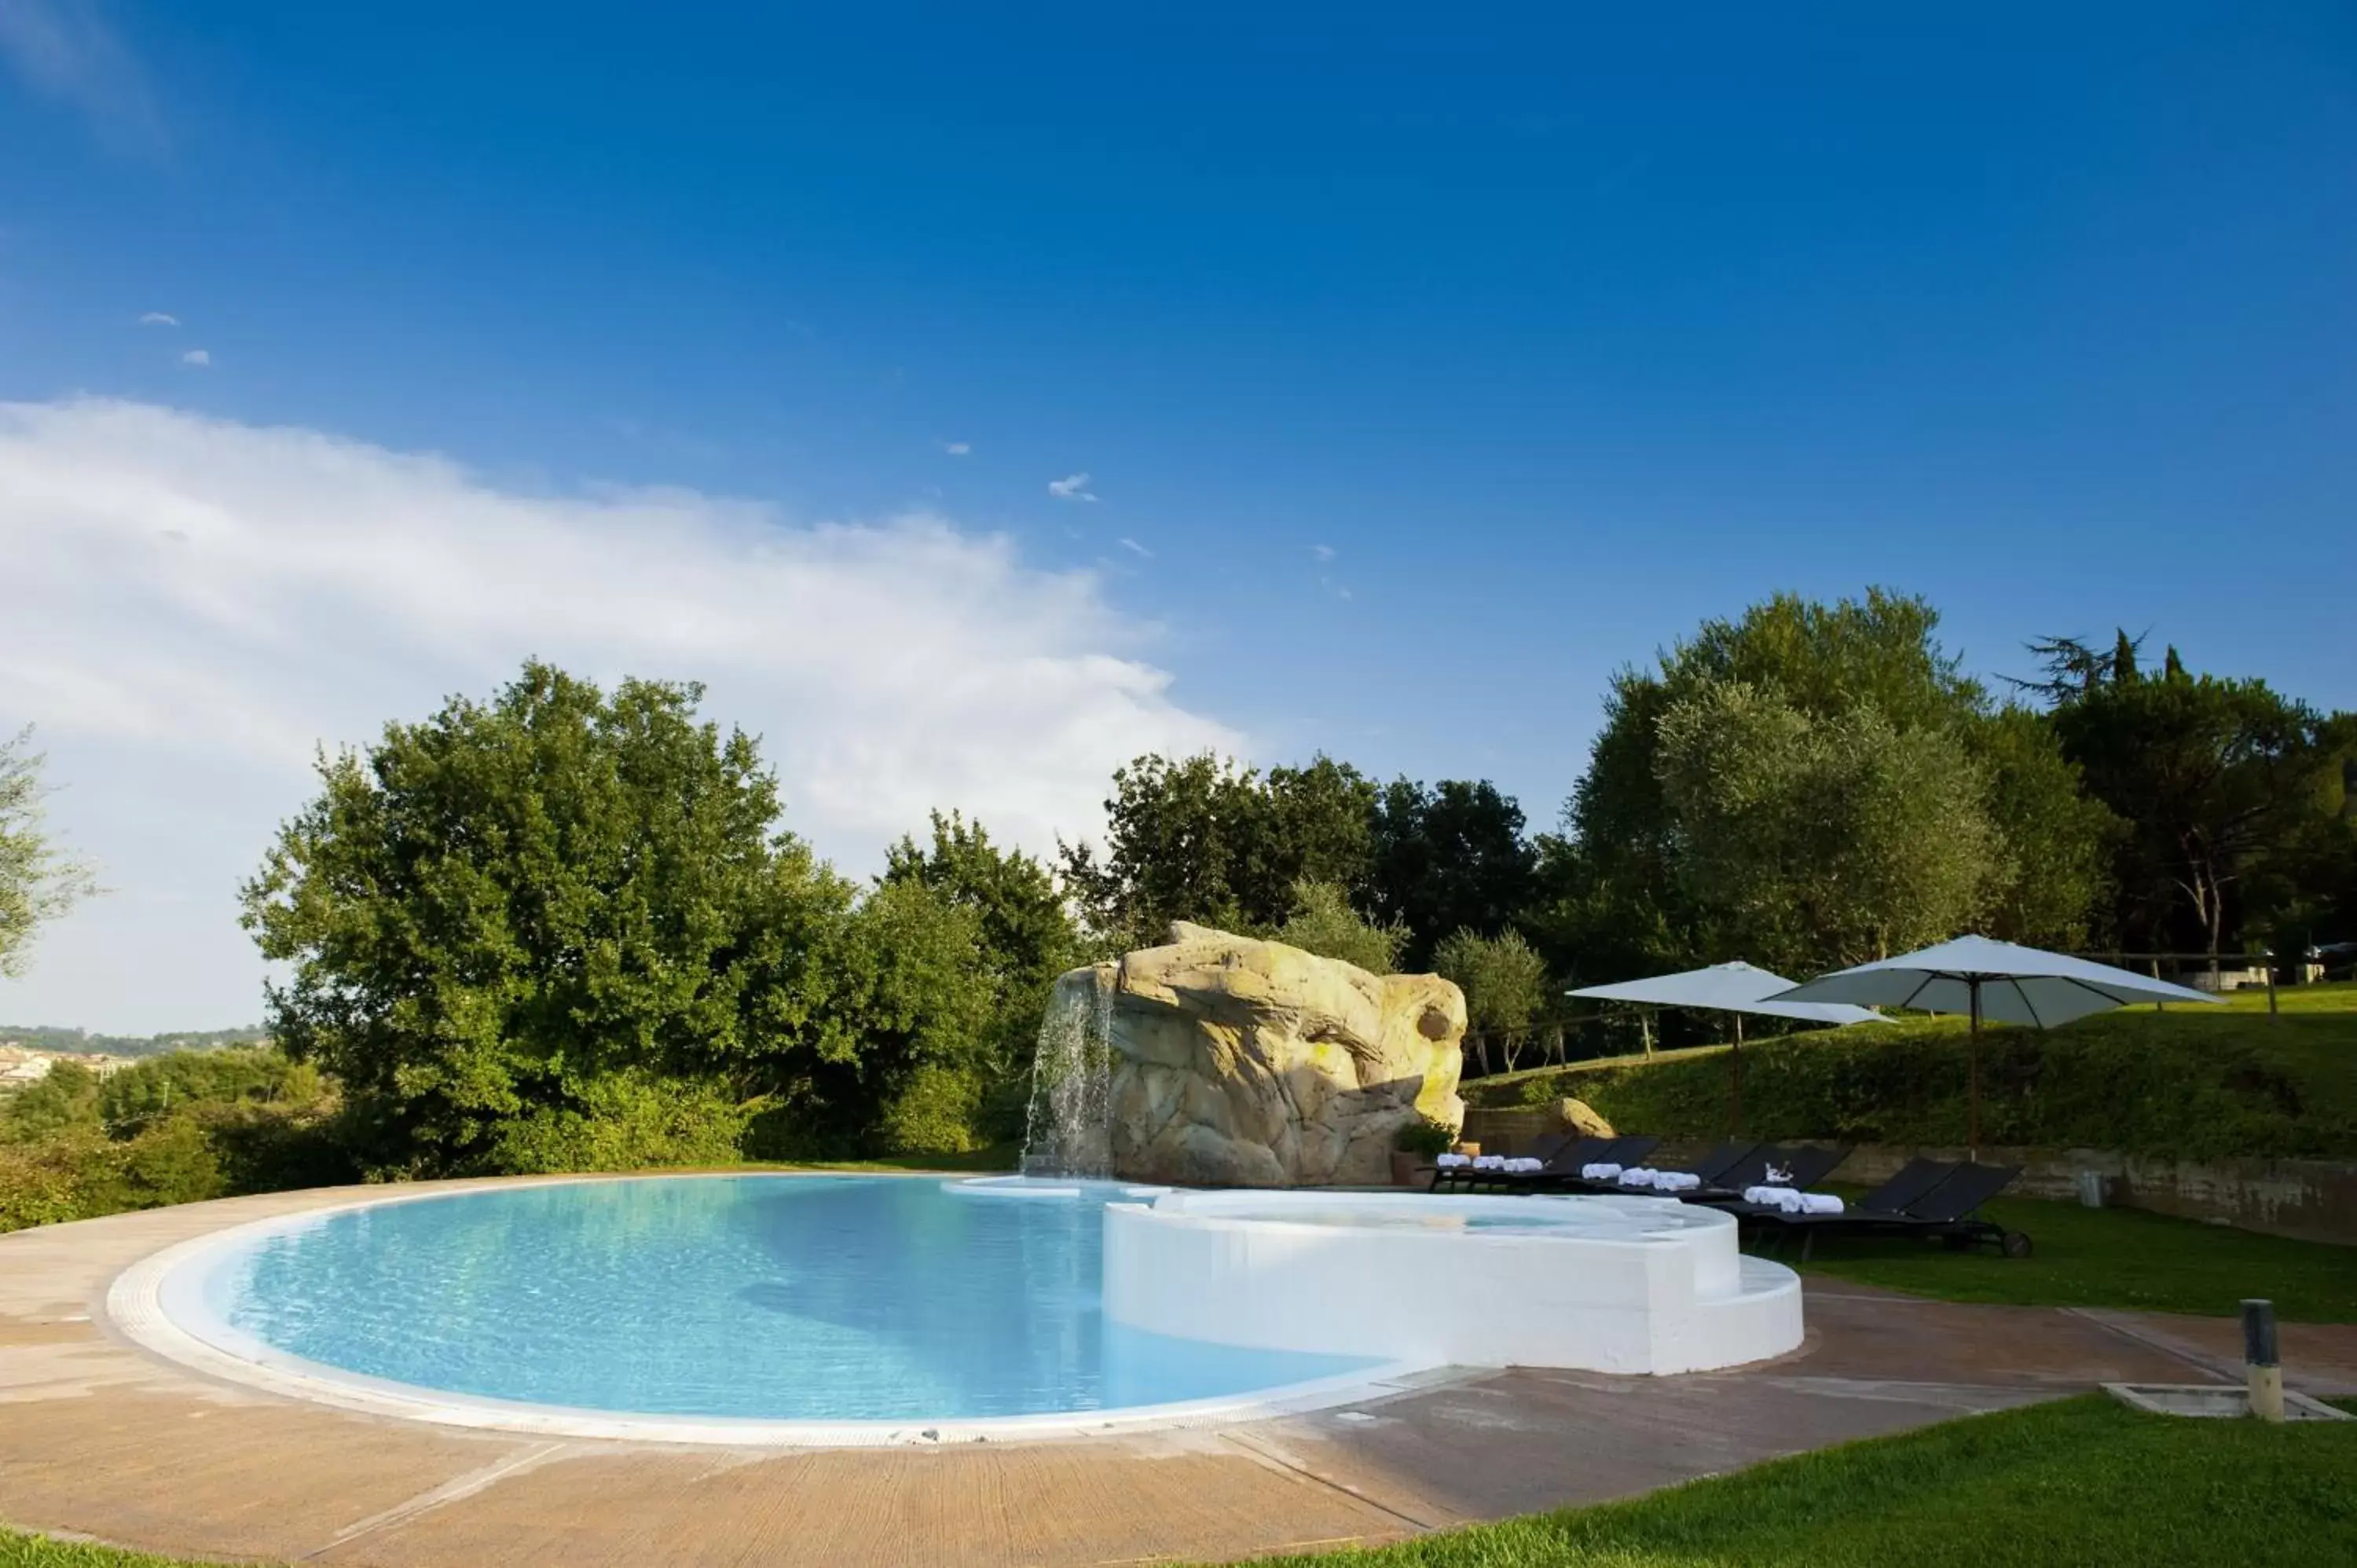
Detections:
1480,1009,2357,1163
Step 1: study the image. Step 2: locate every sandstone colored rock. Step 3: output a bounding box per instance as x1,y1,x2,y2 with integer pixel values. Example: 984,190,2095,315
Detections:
1048,922,1466,1188
1560,1097,1615,1138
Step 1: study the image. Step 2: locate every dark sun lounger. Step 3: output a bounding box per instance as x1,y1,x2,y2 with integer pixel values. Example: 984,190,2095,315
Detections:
1539,1138,1754,1196
1689,1142,1852,1203
1739,1159,2030,1258
1431,1134,1612,1193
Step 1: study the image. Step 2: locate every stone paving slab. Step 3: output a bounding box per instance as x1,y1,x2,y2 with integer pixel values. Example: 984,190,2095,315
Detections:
2062,1308,2357,1395
308,1441,1418,1568
1245,1369,2053,1526
0,1181,2327,1567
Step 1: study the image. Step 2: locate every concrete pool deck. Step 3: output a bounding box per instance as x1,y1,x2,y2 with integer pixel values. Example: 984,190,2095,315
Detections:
5,1180,2355,1567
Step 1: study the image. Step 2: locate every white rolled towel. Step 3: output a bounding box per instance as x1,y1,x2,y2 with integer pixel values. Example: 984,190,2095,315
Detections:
1657,1171,1700,1192
1800,1192,1845,1214
1618,1167,1659,1188
1582,1163,1622,1181
1504,1156,1544,1173
1436,1152,1469,1168
1473,1154,1505,1170
1743,1185,1804,1210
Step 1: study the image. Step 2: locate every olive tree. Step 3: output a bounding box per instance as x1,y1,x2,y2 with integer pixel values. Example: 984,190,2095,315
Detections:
0,727,98,977
1652,680,1999,973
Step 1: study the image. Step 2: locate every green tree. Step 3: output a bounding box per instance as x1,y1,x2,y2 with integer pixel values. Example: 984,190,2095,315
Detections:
0,727,99,977
815,876,997,1154
1433,928,1550,1071
1539,590,2110,980
97,1046,324,1135
240,661,859,1174
1,1058,102,1141
1545,592,1981,977
1653,682,2000,971
883,811,1086,1144
1058,752,1376,945
1968,706,2122,949
1275,879,1409,973
2047,643,2343,960
1365,779,1538,968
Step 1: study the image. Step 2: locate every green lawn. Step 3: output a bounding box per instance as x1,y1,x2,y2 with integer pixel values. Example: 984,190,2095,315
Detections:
1782,1192,2357,1321
1252,1394,2357,1567
0,1537,197,1568
2214,978,2357,1014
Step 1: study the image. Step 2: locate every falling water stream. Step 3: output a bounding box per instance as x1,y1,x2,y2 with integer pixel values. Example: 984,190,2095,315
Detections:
1019,965,1115,1178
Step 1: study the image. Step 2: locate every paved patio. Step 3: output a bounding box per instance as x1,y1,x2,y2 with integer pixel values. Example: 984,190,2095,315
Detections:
5,1182,2352,1566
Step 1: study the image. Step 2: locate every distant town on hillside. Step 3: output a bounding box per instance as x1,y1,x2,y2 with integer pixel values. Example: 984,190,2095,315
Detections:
0,1025,269,1061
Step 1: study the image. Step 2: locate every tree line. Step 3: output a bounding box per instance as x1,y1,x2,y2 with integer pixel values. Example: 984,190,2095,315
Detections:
4,588,2350,1200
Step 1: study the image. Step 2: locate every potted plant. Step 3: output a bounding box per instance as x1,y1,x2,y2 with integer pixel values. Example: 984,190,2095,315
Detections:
1391,1117,1457,1187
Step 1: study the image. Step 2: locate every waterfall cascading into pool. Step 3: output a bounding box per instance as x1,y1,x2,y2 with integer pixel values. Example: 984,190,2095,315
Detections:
1020,962,1115,1178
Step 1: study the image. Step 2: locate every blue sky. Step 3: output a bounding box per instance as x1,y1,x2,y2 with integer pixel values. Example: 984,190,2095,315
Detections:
2,2,2354,1028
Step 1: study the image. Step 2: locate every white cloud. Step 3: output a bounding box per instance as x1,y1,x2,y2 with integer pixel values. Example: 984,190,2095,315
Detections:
178,348,209,367
0,398,1240,1030
137,310,178,327
1311,544,1336,562
1047,471,1098,502
1118,537,1152,558
0,0,163,148
940,441,971,456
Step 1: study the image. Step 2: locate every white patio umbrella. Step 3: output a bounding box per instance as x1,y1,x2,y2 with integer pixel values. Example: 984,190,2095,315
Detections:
1764,935,2223,1156
1567,961,1886,1134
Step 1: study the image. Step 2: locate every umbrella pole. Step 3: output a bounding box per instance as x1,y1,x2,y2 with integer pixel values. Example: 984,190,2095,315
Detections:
1728,1014,1743,1137
1967,982,1981,1163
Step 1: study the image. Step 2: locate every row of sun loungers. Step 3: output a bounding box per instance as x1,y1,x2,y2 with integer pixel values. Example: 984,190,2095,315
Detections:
1731,1158,2031,1258
1428,1136,2029,1257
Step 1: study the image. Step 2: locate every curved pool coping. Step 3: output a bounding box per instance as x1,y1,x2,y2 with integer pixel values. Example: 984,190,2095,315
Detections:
104,1171,1447,1448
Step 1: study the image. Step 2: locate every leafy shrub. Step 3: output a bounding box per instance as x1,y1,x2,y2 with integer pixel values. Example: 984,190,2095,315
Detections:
108,1115,227,1209
0,1116,229,1234
1275,879,1408,974
0,1131,110,1232
485,1072,757,1174
0,1042,358,1233
99,1047,324,1133
196,1098,357,1193
0,1060,102,1140
873,1062,988,1156
1395,1116,1457,1156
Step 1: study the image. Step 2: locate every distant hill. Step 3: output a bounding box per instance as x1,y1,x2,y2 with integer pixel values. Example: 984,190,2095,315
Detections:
0,1024,270,1059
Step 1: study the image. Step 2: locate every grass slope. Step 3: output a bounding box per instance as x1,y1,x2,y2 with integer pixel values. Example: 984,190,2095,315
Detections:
1254,1395,2357,1568
1788,1192,2357,1321
1474,983,2357,1162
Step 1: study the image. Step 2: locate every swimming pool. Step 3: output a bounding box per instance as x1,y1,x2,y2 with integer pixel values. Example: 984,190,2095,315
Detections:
137,1175,1385,1435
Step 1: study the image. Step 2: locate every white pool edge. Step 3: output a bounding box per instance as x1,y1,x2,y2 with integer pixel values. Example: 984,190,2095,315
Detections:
103,1176,1452,1449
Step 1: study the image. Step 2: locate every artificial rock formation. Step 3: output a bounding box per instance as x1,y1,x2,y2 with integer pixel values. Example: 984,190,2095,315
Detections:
1559,1098,1615,1138
1048,922,1467,1188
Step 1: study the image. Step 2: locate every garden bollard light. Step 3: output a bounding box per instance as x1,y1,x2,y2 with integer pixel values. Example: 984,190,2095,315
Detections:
2242,1299,2283,1423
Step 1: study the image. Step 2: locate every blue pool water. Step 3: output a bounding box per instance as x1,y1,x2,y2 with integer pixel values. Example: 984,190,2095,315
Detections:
167,1175,1377,1422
